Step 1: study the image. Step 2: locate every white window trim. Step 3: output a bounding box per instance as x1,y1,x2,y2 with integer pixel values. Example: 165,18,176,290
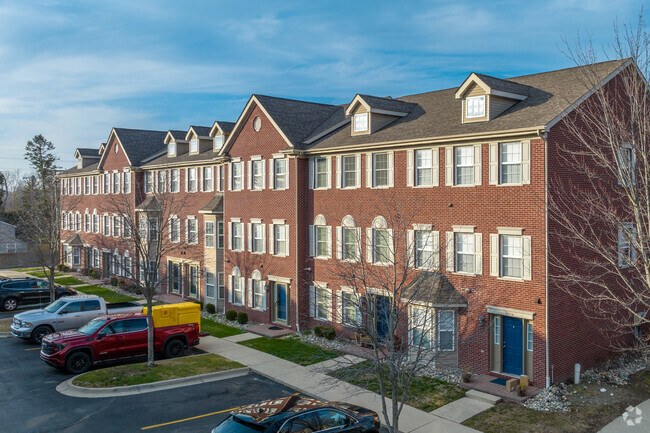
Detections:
465,95,485,118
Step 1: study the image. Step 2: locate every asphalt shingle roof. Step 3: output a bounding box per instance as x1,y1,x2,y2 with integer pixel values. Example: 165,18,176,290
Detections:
215,121,236,134
199,194,224,213
59,161,99,176
113,128,167,166
76,148,100,158
472,73,533,96
357,94,418,113
190,126,212,137
169,130,187,141
402,272,467,306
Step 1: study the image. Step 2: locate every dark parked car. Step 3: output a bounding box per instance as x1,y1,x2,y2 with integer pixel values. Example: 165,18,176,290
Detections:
211,396,380,433
0,278,75,311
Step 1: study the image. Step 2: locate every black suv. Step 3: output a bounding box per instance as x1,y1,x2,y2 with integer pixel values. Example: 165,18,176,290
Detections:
0,279,75,311
210,396,380,433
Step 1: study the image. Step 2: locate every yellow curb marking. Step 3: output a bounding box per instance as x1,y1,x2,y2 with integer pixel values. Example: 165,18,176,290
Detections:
141,407,240,430
25,348,41,351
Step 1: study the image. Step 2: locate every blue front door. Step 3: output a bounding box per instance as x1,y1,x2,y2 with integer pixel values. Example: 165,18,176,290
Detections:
503,317,523,376
375,296,390,340
275,283,288,323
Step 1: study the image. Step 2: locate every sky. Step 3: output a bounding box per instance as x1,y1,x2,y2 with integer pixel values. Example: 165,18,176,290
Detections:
0,0,645,172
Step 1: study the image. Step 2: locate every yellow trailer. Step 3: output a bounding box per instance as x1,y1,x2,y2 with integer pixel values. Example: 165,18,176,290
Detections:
143,302,202,331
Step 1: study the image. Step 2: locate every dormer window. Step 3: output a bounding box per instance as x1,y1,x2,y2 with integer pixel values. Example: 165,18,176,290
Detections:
466,96,485,118
190,138,198,153
77,158,82,169
353,113,368,132
214,135,223,150
169,142,176,156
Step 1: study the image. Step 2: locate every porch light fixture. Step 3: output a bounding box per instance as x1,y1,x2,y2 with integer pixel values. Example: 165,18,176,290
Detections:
478,315,486,327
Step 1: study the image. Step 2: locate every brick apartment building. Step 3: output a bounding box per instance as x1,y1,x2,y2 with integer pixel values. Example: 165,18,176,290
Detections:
58,59,638,386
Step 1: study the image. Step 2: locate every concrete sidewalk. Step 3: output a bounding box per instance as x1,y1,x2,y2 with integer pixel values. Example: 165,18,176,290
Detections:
598,399,650,433
197,336,479,433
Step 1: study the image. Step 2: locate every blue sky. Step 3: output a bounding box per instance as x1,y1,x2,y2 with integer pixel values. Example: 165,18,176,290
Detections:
0,0,644,171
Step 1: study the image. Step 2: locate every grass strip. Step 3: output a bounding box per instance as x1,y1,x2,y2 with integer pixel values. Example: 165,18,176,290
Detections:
201,318,244,338
54,276,85,286
0,318,12,332
27,270,63,278
74,285,138,303
72,354,244,388
239,336,339,366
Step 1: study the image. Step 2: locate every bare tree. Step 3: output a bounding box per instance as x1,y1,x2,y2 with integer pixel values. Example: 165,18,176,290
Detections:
550,12,650,353
99,170,194,367
313,194,473,433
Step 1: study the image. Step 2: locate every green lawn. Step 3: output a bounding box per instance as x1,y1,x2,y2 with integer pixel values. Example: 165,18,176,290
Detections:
201,318,244,338
72,354,244,388
54,276,85,286
27,270,63,278
74,285,138,303
0,318,11,333
331,361,465,412
12,267,40,272
239,336,339,366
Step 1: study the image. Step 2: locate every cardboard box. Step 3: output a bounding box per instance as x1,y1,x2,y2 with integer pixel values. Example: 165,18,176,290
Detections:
519,375,529,388
506,378,519,392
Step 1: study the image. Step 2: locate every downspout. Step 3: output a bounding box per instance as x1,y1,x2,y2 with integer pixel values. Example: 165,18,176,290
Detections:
539,128,551,388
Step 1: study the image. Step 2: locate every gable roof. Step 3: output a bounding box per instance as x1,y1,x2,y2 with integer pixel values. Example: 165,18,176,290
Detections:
74,148,100,159
209,120,237,137
455,73,531,100
59,161,99,177
345,94,418,116
106,128,168,167
308,59,629,151
186,126,212,140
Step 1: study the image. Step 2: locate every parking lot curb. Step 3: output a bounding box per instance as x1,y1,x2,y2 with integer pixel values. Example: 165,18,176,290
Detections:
0,332,11,338
56,366,251,398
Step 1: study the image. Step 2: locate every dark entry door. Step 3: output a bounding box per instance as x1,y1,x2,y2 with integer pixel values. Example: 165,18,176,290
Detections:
274,283,288,323
503,316,523,376
374,295,390,341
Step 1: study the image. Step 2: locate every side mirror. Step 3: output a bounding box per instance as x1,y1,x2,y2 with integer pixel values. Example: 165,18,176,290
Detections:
97,330,106,339
58,310,68,315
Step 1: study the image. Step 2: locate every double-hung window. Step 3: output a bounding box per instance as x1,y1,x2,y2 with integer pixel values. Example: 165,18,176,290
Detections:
373,153,390,187
501,235,523,278
113,172,120,193
145,172,154,193
314,157,329,189
341,155,358,188
415,149,433,186
103,215,110,236
205,272,215,298
93,176,98,194
373,228,390,264
455,233,475,273
315,226,329,257
187,218,198,244
354,113,368,132
149,219,158,242
618,222,636,267
157,171,166,193
251,223,264,253
84,177,90,195
213,135,223,151
123,172,131,193
104,173,110,194
113,216,121,237
342,227,358,261
123,215,131,238
438,310,455,351
76,178,81,195
315,286,331,320
168,142,176,156
170,169,180,193
170,217,180,242
274,224,288,255
415,230,434,269
217,221,224,248
203,167,213,192
500,142,522,184
190,138,198,153
466,95,485,118
342,291,360,325
93,214,98,233
411,306,432,348
253,279,265,310
231,162,243,190
274,158,288,189
205,221,214,247
231,268,244,305
617,143,636,187
188,168,197,192
455,146,474,185
231,222,244,251
251,160,263,190
84,214,90,232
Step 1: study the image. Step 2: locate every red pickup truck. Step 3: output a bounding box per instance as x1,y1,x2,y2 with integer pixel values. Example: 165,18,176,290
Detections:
40,313,201,374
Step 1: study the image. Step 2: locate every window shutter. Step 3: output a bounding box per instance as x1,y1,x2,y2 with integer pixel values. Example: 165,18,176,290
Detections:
336,291,343,323
262,282,268,311
366,228,373,263
227,164,232,191
197,168,202,192
366,153,372,187
388,152,394,187
268,159,274,189
228,222,233,250
336,156,342,189
445,147,454,186
407,230,414,267
474,232,483,275
326,156,332,189
446,232,454,271
286,159,290,189
247,223,252,251
228,276,233,303
336,226,343,260
632,227,638,262
309,285,315,317
355,227,362,261
246,161,252,190
285,227,290,256
490,234,499,276
216,167,221,191
261,224,266,253
355,154,361,188
260,160,266,189
326,288,333,321
618,228,625,267
432,147,440,186
247,279,253,307
473,144,482,186
489,143,498,185
522,235,532,280
326,226,332,258
521,140,531,185
432,231,440,269
309,225,315,257
308,158,314,189
406,150,414,187
184,168,189,192
268,224,275,255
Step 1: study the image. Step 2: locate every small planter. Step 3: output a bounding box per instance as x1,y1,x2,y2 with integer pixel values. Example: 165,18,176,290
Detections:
462,373,472,383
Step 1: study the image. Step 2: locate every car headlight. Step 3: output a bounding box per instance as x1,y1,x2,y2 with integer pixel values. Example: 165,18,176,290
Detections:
23,322,32,328
54,343,66,351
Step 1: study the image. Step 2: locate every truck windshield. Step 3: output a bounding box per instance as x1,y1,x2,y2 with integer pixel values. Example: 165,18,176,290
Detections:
78,318,109,336
44,299,67,313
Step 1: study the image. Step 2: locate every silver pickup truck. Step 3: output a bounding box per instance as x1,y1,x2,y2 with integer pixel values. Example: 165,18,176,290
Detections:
10,295,143,343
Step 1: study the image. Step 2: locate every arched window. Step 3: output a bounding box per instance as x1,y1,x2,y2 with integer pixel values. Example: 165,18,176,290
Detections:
369,216,391,264
250,270,266,311
230,267,244,305
310,214,331,258
338,215,360,261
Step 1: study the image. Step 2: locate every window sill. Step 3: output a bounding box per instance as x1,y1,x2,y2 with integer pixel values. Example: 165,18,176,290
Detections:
451,184,477,188
271,187,289,191
370,185,392,189
496,182,525,187
453,271,477,276
313,256,331,261
313,187,331,191
273,254,290,258
497,276,525,282
230,249,245,253
339,186,360,190
251,251,265,255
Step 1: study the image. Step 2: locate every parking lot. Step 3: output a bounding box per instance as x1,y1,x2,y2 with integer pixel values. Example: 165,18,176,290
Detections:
0,336,300,433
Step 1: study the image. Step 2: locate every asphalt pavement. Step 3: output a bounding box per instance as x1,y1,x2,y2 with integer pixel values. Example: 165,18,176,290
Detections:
0,337,299,433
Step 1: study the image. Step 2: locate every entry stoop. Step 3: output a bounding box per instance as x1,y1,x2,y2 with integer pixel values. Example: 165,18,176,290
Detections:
431,390,500,423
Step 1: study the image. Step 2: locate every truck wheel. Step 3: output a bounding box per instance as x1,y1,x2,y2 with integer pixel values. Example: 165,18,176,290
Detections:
164,340,185,358
66,352,91,374
2,297,17,311
31,326,52,344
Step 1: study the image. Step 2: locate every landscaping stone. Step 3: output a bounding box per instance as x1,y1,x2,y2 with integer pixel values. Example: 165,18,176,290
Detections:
582,354,650,386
